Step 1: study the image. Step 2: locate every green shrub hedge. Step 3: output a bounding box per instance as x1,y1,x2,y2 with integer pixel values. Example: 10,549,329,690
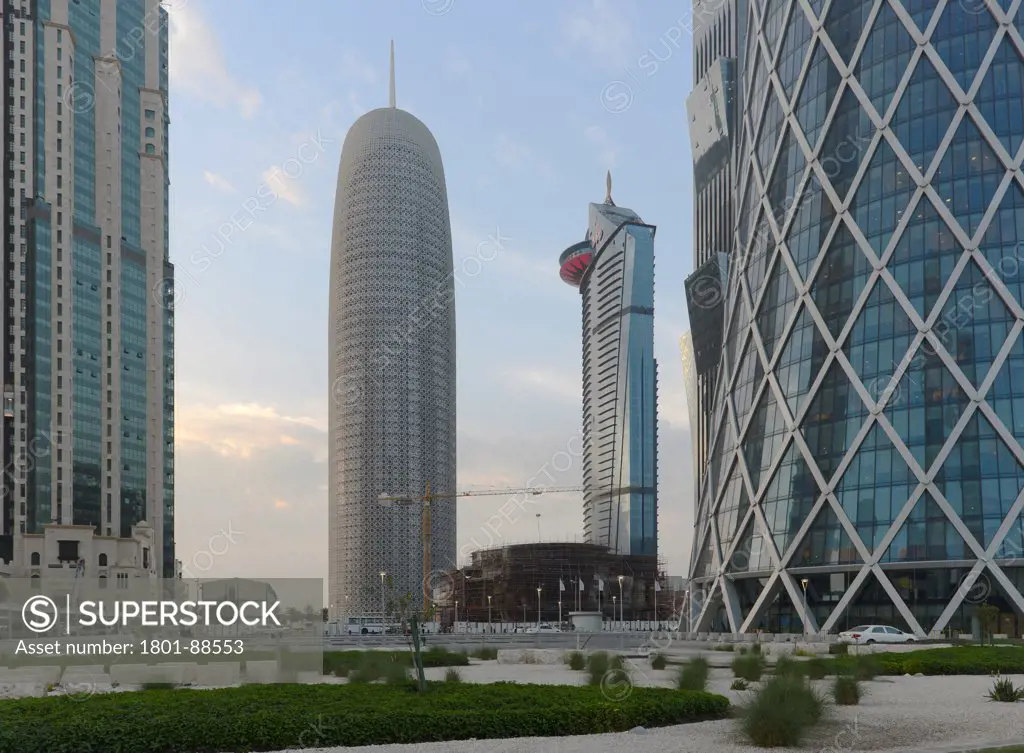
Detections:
321,648,467,676
0,683,731,752
826,647,1024,677
4,648,468,676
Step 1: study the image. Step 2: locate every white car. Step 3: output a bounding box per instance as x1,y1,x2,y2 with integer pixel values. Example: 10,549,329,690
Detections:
526,623,561,634
838,625,916,645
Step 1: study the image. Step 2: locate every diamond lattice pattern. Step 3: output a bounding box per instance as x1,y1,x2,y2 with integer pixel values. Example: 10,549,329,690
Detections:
690,0,1024,636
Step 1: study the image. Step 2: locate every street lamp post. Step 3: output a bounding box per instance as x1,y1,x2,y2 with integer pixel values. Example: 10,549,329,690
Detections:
612,596,618,629
800,579,809,635
379,571,387,627
617,575,624,626
455,600,459,634
536,587,542,626
558,599,562,629
487,595,492,634
522,602,527,626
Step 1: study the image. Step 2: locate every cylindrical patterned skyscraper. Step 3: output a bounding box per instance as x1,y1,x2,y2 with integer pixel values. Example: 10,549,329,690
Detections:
329,45,456,619
692,0,1024,637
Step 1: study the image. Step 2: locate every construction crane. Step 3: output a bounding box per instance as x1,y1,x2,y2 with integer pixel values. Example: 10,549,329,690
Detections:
378,483,585,615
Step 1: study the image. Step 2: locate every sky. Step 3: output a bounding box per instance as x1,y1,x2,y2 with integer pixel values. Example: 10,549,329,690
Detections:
167,0,701,587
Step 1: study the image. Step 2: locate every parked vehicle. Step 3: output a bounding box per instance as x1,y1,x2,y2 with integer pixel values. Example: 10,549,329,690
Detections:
837,624,916,645
526,623,562,634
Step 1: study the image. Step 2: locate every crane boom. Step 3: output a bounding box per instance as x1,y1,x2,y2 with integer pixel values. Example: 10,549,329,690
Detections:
379,485,583,503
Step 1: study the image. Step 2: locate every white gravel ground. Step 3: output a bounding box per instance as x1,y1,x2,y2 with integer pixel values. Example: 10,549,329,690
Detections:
281,665,1024,753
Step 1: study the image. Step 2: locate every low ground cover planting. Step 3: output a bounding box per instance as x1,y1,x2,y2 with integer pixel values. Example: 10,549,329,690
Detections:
322,648,468,676
0,682,731,752
826,646,1024,676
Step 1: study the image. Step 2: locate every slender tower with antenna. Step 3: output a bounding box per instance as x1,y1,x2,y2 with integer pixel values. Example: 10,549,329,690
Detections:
329,43,456,618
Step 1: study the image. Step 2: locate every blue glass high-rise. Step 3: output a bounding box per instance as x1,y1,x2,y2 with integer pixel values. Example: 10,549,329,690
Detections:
560,176,659,557
1,0,174,576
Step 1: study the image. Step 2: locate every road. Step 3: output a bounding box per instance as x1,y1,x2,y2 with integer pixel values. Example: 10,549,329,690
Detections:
324,632,687,653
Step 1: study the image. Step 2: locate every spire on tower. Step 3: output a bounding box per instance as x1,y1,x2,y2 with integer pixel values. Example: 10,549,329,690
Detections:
604,170,615,205
389,40,396,108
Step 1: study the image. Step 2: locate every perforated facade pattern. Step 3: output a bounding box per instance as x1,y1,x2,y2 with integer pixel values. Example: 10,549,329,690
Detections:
692,0,1024,637
329,107,456,618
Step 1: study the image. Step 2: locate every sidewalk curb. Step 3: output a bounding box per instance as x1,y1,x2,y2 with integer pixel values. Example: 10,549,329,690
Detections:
904,741,1023,753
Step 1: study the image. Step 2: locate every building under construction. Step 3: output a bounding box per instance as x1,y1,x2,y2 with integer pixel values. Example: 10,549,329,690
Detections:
439,542,679,626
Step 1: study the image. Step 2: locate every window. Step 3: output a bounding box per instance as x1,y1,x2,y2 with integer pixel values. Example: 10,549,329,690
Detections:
57,540,80,562
30,552,40,566
99,553,108,567
145,143,155,154
145,126,155,138
145,108,155,120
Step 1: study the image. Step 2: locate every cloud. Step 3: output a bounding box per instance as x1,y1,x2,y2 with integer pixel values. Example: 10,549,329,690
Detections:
175,436,326,586
203,171,235,193
340,52,378,86
167,4,262,119
564,0,634,70
176,402,324,459
583,125,617,169
445,48,473,79
499,368,580,404
262,167,307,208
495,134,555,178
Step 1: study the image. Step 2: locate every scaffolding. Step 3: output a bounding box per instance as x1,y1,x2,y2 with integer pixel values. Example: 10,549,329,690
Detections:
438,542,677,627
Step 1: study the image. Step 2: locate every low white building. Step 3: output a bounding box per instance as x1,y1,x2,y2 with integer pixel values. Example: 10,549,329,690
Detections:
0,521,158,586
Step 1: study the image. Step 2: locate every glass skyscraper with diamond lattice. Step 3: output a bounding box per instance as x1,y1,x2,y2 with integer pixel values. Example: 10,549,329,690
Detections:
690,0,1024,637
